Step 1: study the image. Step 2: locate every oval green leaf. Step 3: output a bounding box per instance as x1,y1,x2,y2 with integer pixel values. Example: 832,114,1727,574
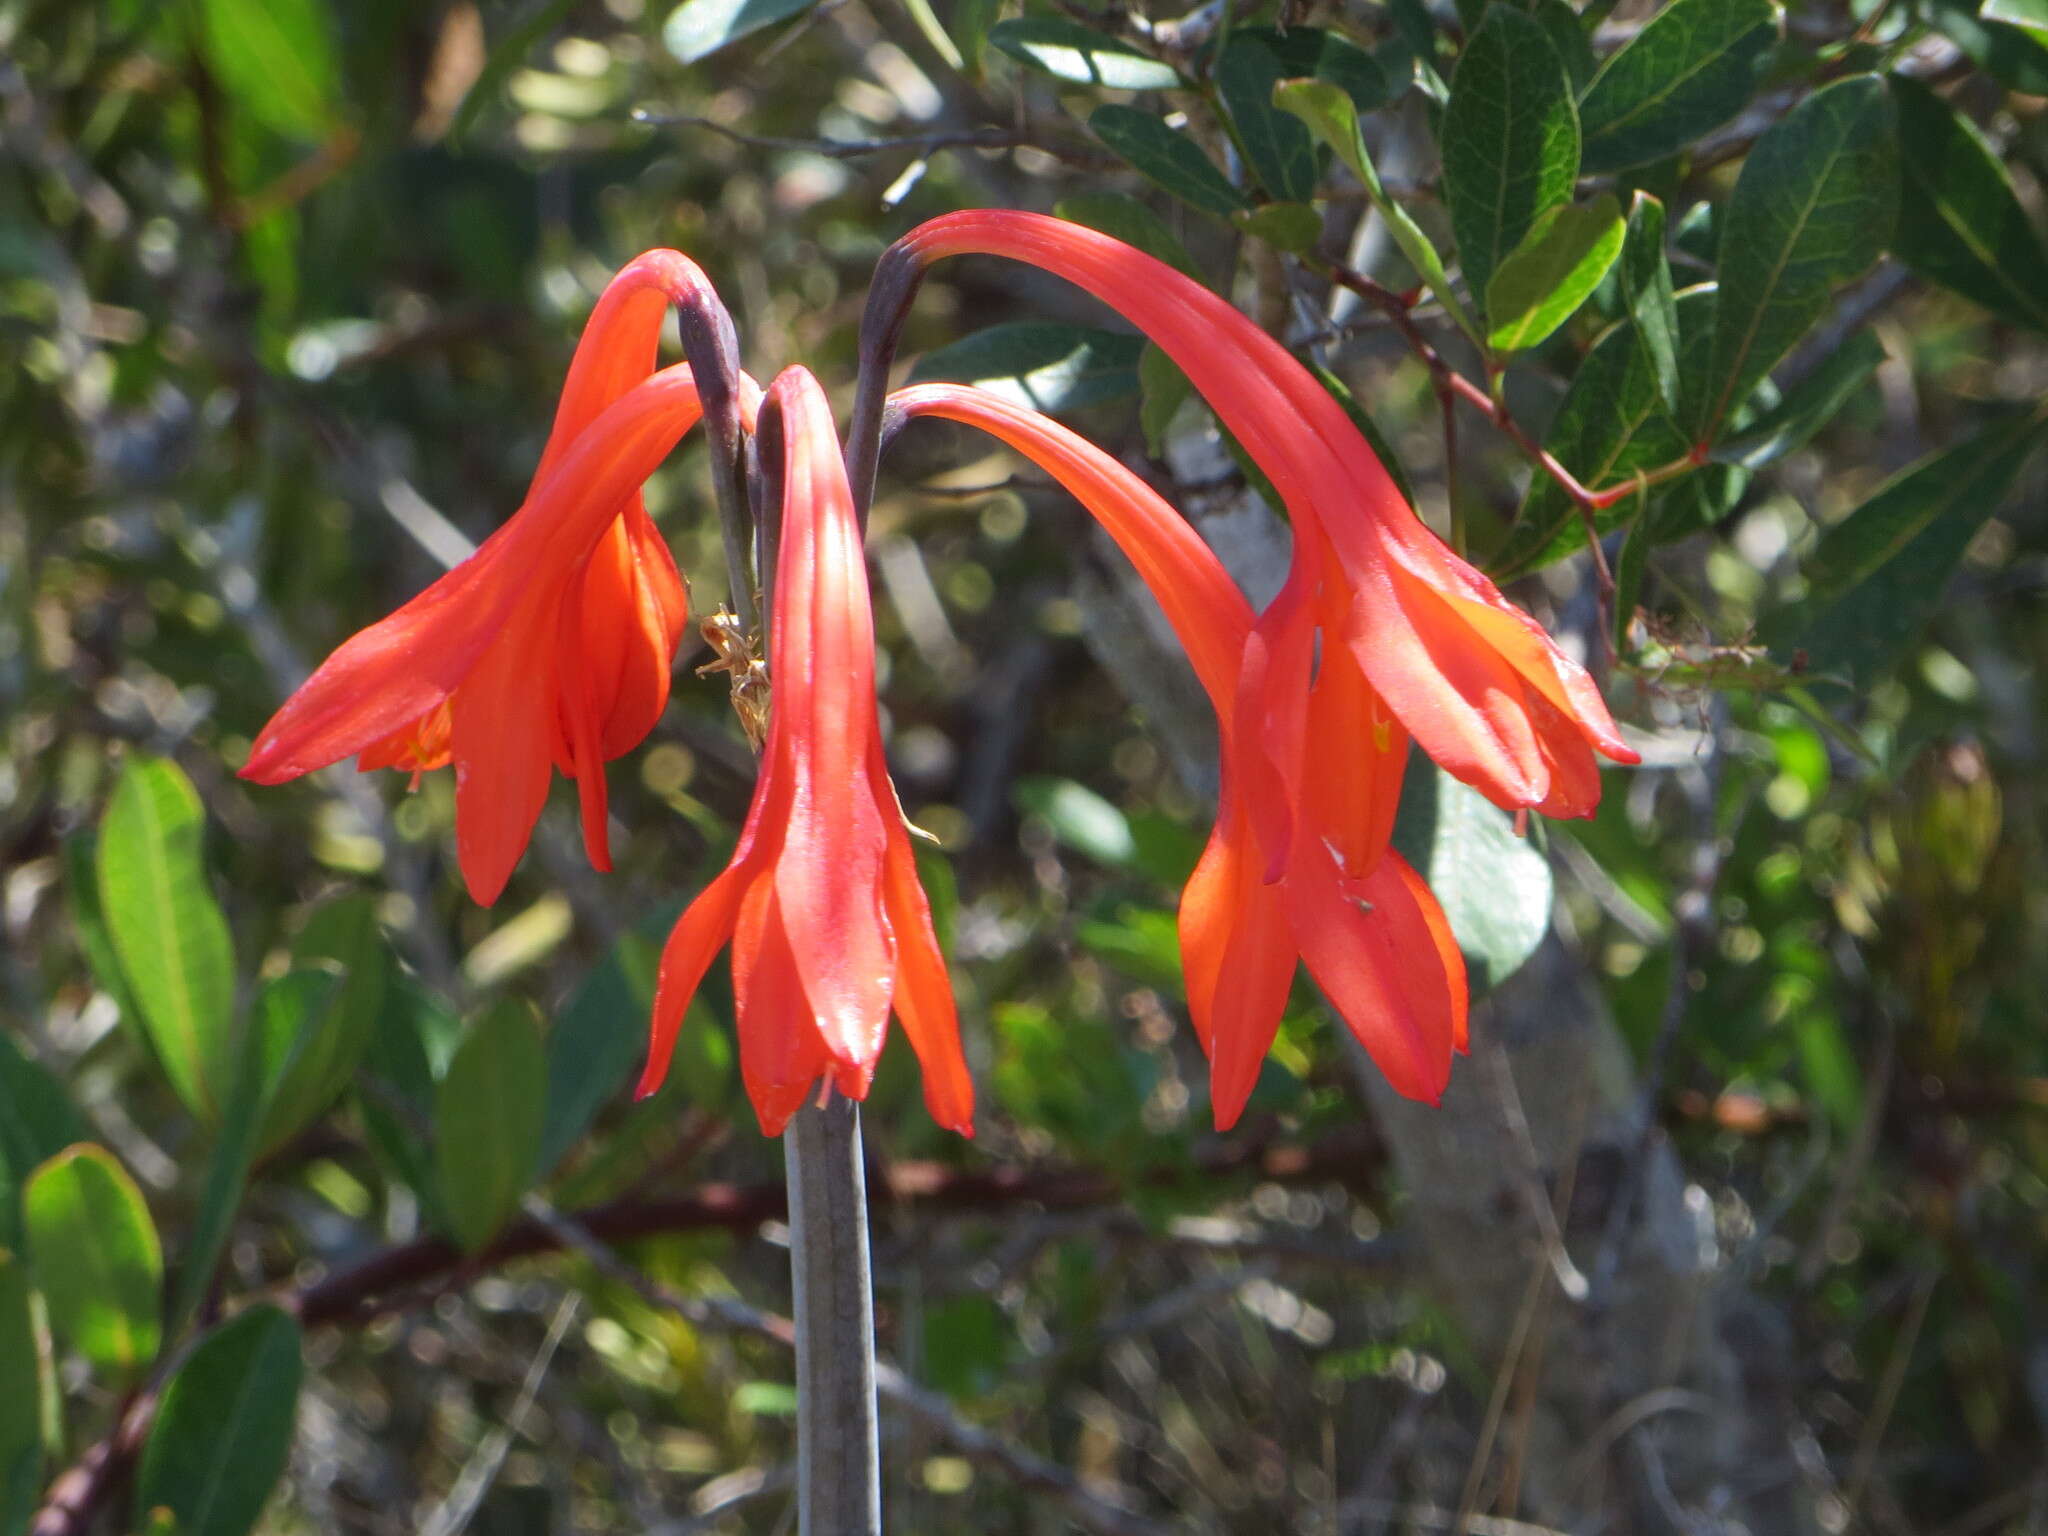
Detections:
1217,33,1320,202
96,756,237,1124
908,322,1145,413
1089,105,1248,218
135,1306,303,1536
1486,194,1626,353
1578,0,1782,174
1694,74,1897,440
987,17,1181,90
1440,5,1581,318
1392,761,1554,992
25,1145,162,1380
197,0,339,140
262,897,389,1150
0,1031,88,1252
1618,191,1681,411
435,1001,546,1253
663,0,819,64
1014,777,1137,868
1890,75,2048,334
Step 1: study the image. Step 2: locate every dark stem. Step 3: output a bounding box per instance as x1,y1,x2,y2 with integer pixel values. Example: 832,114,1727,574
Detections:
846,245,928,530
785,1092,881,1535
674,291,757,633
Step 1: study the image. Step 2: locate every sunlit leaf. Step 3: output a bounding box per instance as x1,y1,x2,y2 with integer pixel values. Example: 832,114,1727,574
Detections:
25,1146,162,1381
1578,0,1781,174
909,323,1145,412
663,0,819,64
1393,761,1554,992
1486,195,1626,353
987,18,1181,89
1015,776,1136,867
1089,106,1248,218
198,0,340,140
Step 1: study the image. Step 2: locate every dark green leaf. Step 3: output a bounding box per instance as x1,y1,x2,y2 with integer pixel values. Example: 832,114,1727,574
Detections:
1090,105,1248,218
136,1307,302,1536
663,0,819,64
1235,25,1388,112
1712,328,1884,468
1695,75,1896,440
1929,0,2048,94
1053,194,1201,278
96,756,237,1124
358,978,456,1230
538,933,661,1174
1618,191,1680,411
451,0,578,148
1528,0,1596,92
1486,194,1627,352
952,0,1001,76
988,18,1180,89
1311,363,1417,507
1138,343,1194,458
261,897,387,1151
197,0,339,140
0,1033,88,1251
908,323,1145,412
25,1146,162,1380
435,1001,546,1252
1440,5,1580,316
1781,412,2047,685
1578,0,1781,174
1891,76,2048,333
1984,0,2048,39
1613,512,1649,651
1014,777,1136,867
0,1250,40,1527
1233,201,1323,253
1392,760,1554,991
1218,34,1320,201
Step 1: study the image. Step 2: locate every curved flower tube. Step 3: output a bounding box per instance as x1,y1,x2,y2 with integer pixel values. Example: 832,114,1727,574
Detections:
891,383,1463,1123
244,251,748,906
637,368,972,1138
880,211,1639,861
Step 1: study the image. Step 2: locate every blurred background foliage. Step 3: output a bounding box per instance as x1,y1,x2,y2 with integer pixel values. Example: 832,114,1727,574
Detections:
4,0,2048,1531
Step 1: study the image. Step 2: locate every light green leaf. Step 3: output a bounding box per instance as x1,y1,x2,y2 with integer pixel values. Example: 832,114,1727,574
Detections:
1233,201,1324,254
1712,328,1884,469
1393,761,1554,991
61,832,146,1047
1891,76,2048,333
987,17,1181,89
435,1001,546,1253
1618,191,1680,412
197,0,339,140
1054,194,1201,278
1984,0,2048,41
952,0,1001,77
1695,75,1897,440
1138,343,1194,458
663,0,819,64
1078,905,1185,992
96,756,237,1123
25,1146,162,1381
1486,194,1626,353
135,1307,302,1536
908,323,1145,413
1089,106,1248,219
1578,0,1781,174
1782,412,2048,686
1218,33,1320,202
1014,777,1135,867
1440,4,1580,318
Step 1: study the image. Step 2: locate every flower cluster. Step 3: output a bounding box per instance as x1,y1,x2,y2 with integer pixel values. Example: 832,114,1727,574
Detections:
242,211,1636,1137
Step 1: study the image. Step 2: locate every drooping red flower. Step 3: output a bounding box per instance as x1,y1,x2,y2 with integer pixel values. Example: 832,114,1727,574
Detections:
636,368,971,1137
241,252,733,904
891,383,1464,1123
887,211,1639,873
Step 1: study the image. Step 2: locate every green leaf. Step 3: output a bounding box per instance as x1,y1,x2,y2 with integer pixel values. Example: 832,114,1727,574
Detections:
1486,194,1626,352
1311,363,1417,508
261,897,388,1151
0,1249,41,1529
1984,0,2048,41
0,1033,88,1252
1712,328,1884,469
908,323,1145,412
538,932,662,1174
1528,0,1596,92
952,0,1001,77
1271,78,1476,341
61,832,146,1046
1218,33,1320,202
1929,0,2048,94
1439,4,1580,317
1781,412,2047,686
357,978,454,1230
1077,904,1184,991
1392,760,1554,991
1138,343,1194,458
96,756,237,1124
1577,0,1781,174
1492,286,1715,577
1053,194,1201,278
1234,24,1388,112
987,17,1181,89
1014,777,1136,867
169,969,339,1338
25,1146,162,1381
1617,191,1680,411
435,1001,546,1253
135,1307,302,1536
1694,74,1897,440
663,0,819,64
1233,201,1323,254
1890,76,2048,333
1089,105,1248,218
197,0,339,140
451,0,578,148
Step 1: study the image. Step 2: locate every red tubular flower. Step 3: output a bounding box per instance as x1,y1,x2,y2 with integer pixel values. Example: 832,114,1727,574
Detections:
888,212,1639,860
891,383,1464,1123
637,368,971,1138
241,252,734,905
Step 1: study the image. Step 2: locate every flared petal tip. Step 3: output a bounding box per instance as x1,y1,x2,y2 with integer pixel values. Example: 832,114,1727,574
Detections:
631,1062,667,1102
